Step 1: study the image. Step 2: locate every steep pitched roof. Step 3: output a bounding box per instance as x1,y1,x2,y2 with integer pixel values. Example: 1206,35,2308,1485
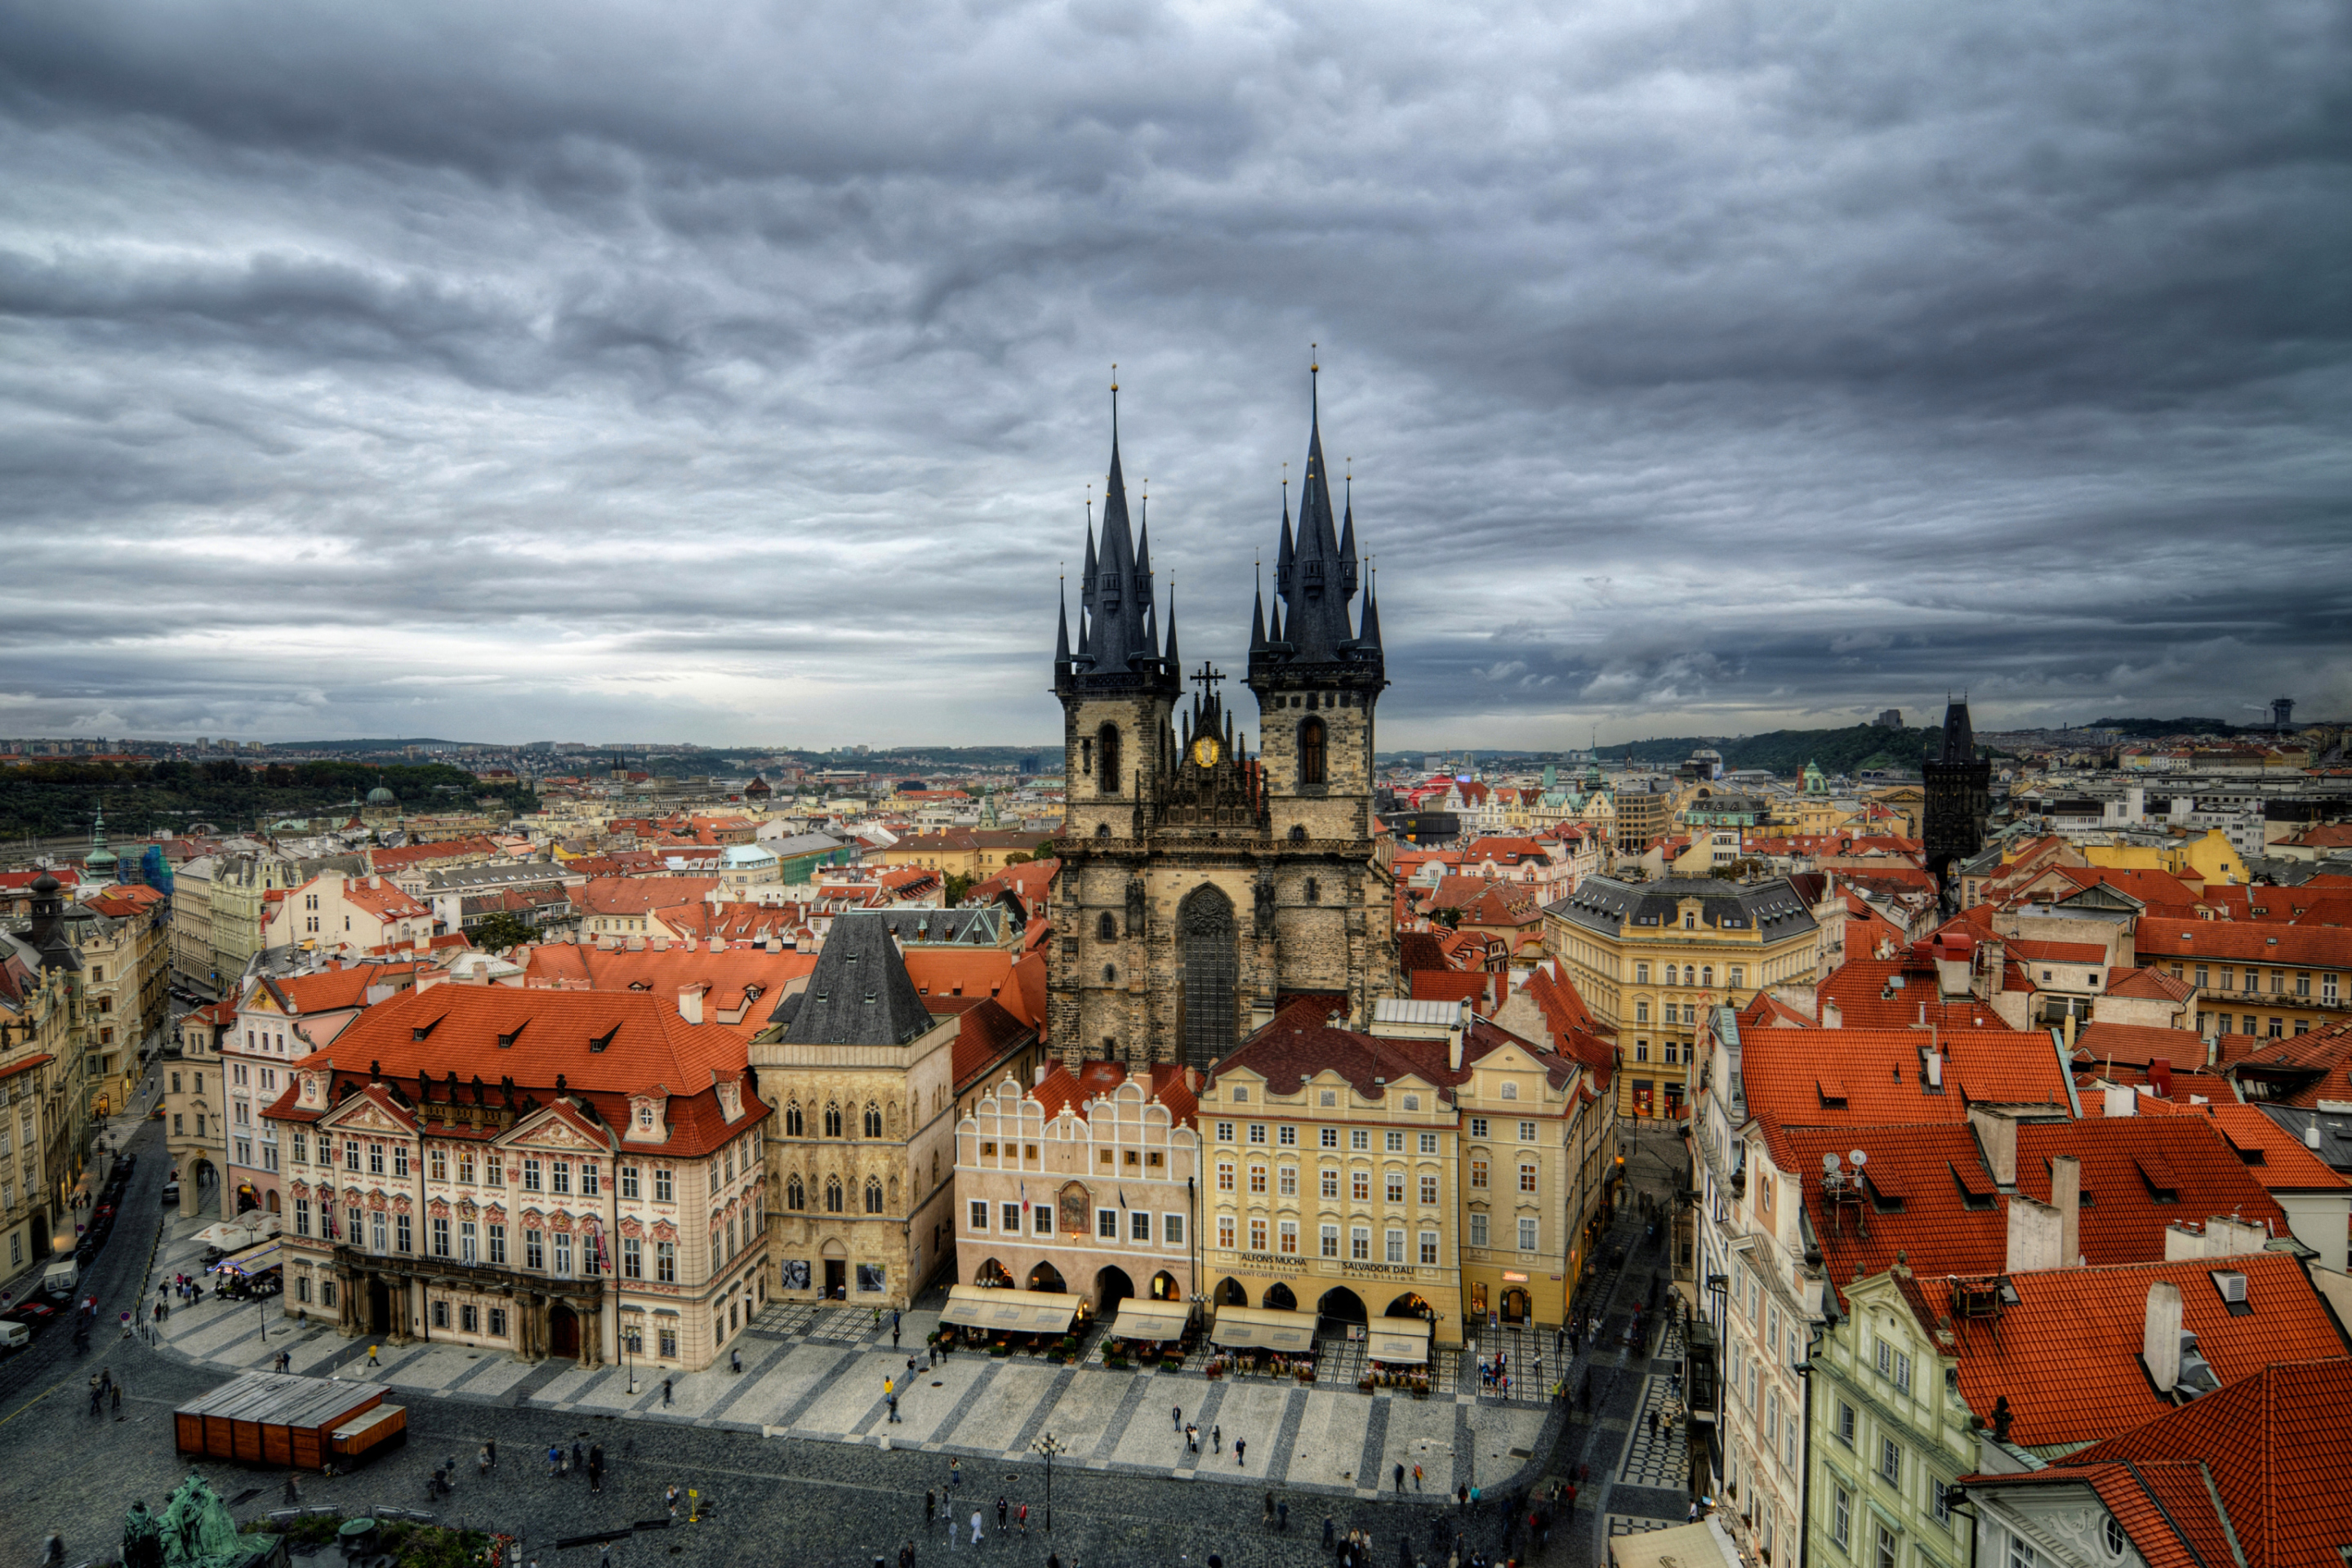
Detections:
2011,1117,2290,1263
778,911,936,1047
1740,1024,2069,1164
1213,1012,1467,1103
2056,1357,2352,1568
2073,1021,2213,1071
1818,958,2002,1029
1944,1252,2346,1451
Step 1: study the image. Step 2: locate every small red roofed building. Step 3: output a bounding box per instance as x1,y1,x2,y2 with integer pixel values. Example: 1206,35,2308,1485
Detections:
267,984,770,1372
264,871,435,959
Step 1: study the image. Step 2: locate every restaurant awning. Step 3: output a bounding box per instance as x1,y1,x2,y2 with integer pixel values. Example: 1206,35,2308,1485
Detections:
212,1239,281,1276
939,1285,1083,1335
1607,1521,1741,1568
194,1216,281,1250
1107,1299,1192,1343
1365,1315,1433,1365
1207,1306,1319,1352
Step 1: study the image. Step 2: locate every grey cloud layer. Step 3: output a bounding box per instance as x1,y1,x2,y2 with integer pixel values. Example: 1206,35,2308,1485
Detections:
2,0,2347,746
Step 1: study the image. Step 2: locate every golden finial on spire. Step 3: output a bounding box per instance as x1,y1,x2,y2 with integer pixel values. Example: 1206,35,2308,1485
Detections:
1110,361,1118,391
1310,342,1319,374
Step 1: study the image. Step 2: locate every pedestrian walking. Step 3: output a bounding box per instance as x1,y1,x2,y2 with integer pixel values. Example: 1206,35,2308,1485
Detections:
1263,1494,1275,1529
996,1498,1007,1532
926,1489,936,1522
590,1442,605,1493
1172,1403,1183,1430
1186,1423,1197,1454
1018,1503,1027,1535
1395,1462,1406,1493
479,1445,492,1477
283,1476,300,1506
572,1440,585,1476
731,1348,742,1374
1458,1483,1469,1510
368,1344,380,1365
1323,1515,1335,1550
1236,1438,1246,1467
487,1437,497,1468
598,1543,610,1568
1648,1407,1659,1440
666,1484,681,1519
1277,1499,1289,1532
559,1449,571,1479
42,1532,63,1568
893,1321,901,1349
663,1377,673,1406
969,1512,982,1549
949,1456,961,1489
111,1382,122,1414
1212,1423,1221,1454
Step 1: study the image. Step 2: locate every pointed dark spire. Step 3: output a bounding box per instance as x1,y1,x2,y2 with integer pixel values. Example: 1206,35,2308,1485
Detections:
1249,560,1268,655
1338,466,1359,598
1054,572,1071,669
1358,561,1383,650
1161,580,1178,670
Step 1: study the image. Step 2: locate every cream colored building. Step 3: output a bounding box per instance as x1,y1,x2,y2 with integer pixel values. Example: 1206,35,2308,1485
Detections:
2,879,91,1271
269,985,769,1372
954,1062,1200,1312
751,912,1033,1305
165,1001,234,1220
172,856,221,992
1545,875,1821,1120
1196,1011,1468,1347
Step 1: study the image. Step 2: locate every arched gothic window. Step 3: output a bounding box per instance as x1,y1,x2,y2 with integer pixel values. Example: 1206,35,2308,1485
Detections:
1098,911,1118,941
786,1174,804,1211
784,1102,804,1137
823,1102,843,1138
1103,964,1117,984
863,1103,882,1138
863,1177,884,1214
1098,724,1123,795
1298,717,1327,786
824,1176,844,1214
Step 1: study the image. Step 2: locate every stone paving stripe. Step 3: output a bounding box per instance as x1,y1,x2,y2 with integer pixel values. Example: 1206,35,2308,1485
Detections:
1180,1379,1226,1475
1263,1384,1307,1486
1005,1364,1073,1456
1083,1365,1153,1463
771,1345,865,1431
699,1337,797,1423
1355,1390,1392,1495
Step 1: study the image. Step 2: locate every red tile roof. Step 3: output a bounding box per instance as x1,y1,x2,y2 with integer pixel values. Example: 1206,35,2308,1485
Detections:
2056,1356,2352,1568
2105,965,2197,1003
520,943,816,1038
1942,1251,2346,1450
1028,1060,1200,1128
2137,916,2352,969
1818,959,2002,1030
2071,1021,2212,1071
1740,1025,2071,1165
951,997,1036,1090
1788,1125,2007,1303
2011,1117,2289,1263
2148,1101,2352,1194
2005,937,2112,965
575,875,723,915
1213,1013,1468,1104
1410,969,1505,1011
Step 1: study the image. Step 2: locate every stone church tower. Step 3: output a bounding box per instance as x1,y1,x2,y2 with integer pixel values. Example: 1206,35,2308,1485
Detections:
1922,695,1991,893
1049,375,1397,1069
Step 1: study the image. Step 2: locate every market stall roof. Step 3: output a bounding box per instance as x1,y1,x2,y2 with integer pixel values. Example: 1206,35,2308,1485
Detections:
1207,1306,1318,1352
939,1285,1082,1335
1365,1315,1433,1365
212,1239,280,1276
176,1370,389,1429
1608,1521,1741,1568
194,1216,281,1250
1107,1299,1191,1343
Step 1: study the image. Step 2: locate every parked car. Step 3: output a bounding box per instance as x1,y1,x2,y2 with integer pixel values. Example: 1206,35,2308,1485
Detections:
5,1301,60,1336
159,1181,180,1205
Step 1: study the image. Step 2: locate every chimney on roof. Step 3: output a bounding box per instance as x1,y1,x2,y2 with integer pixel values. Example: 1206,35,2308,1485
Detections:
2103,1085,2137,1118
677,985,704,1026
2051,1155,2080,1267
2142,1281,2184,1393
2149,1059,2172,1098
2063,1009,2078,1051
2307,1123,2323,1151
1822,998,1843,1030
2006,1194,2063,1272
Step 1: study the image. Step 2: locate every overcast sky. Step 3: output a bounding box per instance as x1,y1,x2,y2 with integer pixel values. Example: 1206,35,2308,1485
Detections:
3,0,2347,753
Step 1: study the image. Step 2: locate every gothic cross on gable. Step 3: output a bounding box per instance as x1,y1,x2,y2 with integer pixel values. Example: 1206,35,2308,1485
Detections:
1190,660,1223,702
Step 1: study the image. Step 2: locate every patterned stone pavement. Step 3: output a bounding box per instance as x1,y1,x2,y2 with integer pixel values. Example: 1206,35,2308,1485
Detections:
1616,1375,1690,1488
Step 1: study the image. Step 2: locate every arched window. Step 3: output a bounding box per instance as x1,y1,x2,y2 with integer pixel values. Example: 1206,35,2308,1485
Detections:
823,1103,843,1138
1701,965,1714,988
786,1174,804,1210
1098,724,1122,795
1102,964,1117,984
1096,822,1112,840
824,1177,844,1213
1298,717,1327,786
784,1102,804,1138
863,1103,882,1138
1304,878,1320,904
1288,825,1307,843
863,1177,884,1214
1098,911,1118,942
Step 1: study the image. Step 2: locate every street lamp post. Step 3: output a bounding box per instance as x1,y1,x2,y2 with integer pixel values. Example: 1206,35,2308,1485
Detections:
1031,1432,1067,1534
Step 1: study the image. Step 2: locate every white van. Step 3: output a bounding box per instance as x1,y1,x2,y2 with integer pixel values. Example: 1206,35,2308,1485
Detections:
0,1321,29,1352
42,1259,78,1298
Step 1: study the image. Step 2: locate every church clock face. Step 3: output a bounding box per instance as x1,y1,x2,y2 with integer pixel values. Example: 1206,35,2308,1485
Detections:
1191,736,1223,768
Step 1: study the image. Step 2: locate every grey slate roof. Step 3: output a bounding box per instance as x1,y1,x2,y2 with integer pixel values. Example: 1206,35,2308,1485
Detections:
2253,1103,2352,1174
1543,875,1817,938
777,911,936,1046
871,906,1002,946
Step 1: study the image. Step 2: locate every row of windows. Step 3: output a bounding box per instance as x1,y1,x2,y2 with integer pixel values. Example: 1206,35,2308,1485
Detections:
1214,1120,1528,1147
1215,1163,1470,1202
972,1140,1169,1171
1214,1216,1454,1261
1632,962,1746,987
782,1102,886,1138
967,1200,1187,1245
786,1174,887,1214
2180,963,2341,999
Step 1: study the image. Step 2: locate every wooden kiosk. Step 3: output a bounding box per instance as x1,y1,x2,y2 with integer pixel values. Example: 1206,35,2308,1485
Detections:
173,1371,407,1470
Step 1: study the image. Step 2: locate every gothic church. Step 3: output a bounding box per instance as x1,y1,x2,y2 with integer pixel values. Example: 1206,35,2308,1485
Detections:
1048,376,1398,1068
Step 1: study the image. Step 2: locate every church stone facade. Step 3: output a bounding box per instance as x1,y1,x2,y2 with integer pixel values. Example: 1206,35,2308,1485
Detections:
1922,696,1992,893
1049,380,1398,1070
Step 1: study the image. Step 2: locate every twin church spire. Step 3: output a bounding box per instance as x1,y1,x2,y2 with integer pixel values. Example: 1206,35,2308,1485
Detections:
1056,361,1383,695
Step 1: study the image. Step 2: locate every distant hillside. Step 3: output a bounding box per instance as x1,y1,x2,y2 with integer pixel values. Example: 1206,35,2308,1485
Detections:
2087,717,2252,737
1610,724,1942,777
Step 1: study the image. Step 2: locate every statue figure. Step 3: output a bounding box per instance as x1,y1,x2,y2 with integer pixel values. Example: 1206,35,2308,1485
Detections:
156,1473,245,1568
122,1500,163,1568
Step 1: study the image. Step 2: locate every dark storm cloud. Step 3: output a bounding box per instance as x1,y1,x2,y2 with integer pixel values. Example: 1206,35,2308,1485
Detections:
1,0,2347,747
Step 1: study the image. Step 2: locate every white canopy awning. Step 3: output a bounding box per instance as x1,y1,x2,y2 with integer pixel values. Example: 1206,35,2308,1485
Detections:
194,1215,280,1250
1107,1299,1192,1343
1609,1521,1742,1568
1207,1306,1318,1352
939,1285,1082,1335
1365,1315,1432,1365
